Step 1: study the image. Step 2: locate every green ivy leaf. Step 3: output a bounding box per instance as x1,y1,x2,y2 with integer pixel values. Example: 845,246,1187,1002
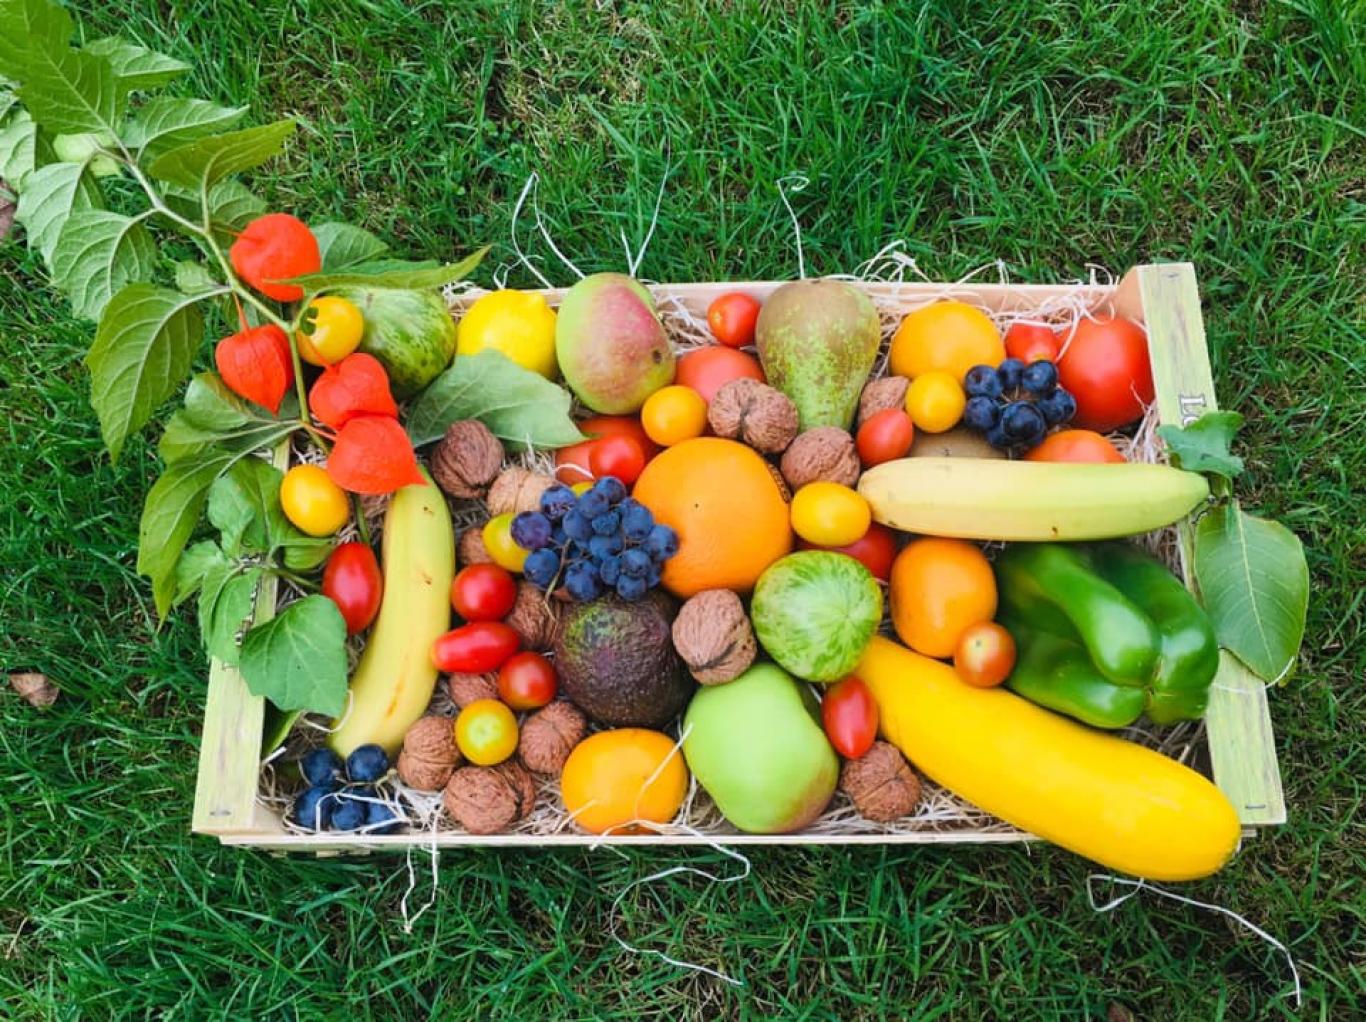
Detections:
287,245,487,293
1157,410,1246,480
86,283,214,461
84,37,188,92
163,178,265,232
1194,501,1309,683
312,222,388,270
49,208,156,320
407,349,586,451
123,96,246,155
13,159,100,263
146,119,295,189
173,259,219,296
198,562,264,664
0,108,37,188
137,447,236,617
239,595,349,716
0,1,121,135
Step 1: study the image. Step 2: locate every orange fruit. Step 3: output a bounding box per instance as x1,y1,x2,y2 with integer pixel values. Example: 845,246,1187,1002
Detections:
632,437,792,597
889,537,997,658
889,301,1005,382
675,346,765,403
1025,428,1125,464
641,385,708,446
560,729,689,835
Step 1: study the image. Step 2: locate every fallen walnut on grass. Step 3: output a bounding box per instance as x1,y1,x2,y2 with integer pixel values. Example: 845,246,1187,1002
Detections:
781,427,860,490
431,420,504,499
9,672,58,708
839,741,922,822
708,378,799,454
443,760,537,835
671,589,756,684
397,715,461,791
518,701,588,774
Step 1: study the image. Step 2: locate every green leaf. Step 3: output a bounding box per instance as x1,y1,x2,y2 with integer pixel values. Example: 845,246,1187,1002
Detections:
13,160,99,263
146,119,295,189
173,539,226,607
137,447,236,616
1157,410,1246,480
207,458,277,556
123,96,246,155
84,37,188,92
407,349,586,451
49,208,156,320
1194,501,1309,683
281,535,332,572
164,178,265,232
0,1,121,135
158,375,297,464
0,108,37,187
198,563,264,664
86,283,211,461
239,595,349,716
287,245,487,293
313,222,388,270
0,0,69,75
173,259,219,296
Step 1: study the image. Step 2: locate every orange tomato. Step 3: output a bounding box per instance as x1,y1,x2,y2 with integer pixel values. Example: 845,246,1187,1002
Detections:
641,385,708,446
554,415,659,484
560,729,689,834
889,537,997,659
889,301,1004,382
675,346,764,403
1025,429,1125,464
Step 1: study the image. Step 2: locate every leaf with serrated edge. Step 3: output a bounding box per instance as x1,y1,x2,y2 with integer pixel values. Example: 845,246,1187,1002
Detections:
147,119,294,189
50,209,157,320
137,448,236,616
123,96,246,154
239,595,349,716
86,283,210,461
312,222,388,270
2,1,121,135
1195,502,1309,683
407,349,586,451
84,37,188,91
164,178,265,231
0,109,37,188
1158,410,1246,479
286,245,487,292
14,160,98,262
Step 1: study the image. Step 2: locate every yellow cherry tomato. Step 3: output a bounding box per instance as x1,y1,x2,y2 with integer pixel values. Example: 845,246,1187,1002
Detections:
455,698,518,766
641,385,708,446
790,481,872,547
906,371,967,433
279,464,349,537
456,289,558,378
296,296,364,366
482,512,529,573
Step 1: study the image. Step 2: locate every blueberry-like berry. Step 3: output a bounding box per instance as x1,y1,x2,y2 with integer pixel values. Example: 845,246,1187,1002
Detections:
524,548,561,588
592,476,628,505
620,500,654,541
300,747,342,787
294,786,334,830
616,574,648,601
997,358,1026,392
598,554,622,586
964,365,1003,400
539,484,577,521
963,396,1001,432
330,791,367,831
1001,401,1047,442
1037,387,1077,426
346,744,390,783
510,511,553,550
564,562,603,601
366,800,402,835
646,563,662,588
590,509,621,536
985,423,1009,450
643,524,679,561
621,548,653,578
562,509,593,543
1020,359,1059,396
577,489,610,520
588,533,624,560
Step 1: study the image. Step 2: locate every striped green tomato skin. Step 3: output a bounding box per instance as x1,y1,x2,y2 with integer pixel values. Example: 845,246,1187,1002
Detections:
750,551,883,682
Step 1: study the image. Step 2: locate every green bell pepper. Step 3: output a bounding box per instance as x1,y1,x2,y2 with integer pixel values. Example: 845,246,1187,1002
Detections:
996,542,1218,728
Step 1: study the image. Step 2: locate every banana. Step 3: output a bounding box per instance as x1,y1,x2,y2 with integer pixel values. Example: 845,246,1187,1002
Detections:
857,458,1209,541
328,468,454,757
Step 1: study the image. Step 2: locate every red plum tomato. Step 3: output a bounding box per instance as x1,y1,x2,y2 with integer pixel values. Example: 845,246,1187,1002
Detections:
431,622,520,674
821,677,879,759
322,542,383,635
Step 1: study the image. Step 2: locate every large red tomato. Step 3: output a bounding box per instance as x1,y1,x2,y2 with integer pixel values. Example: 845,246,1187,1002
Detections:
1056,317,1154,432
554,415,659,484
675,347,764,403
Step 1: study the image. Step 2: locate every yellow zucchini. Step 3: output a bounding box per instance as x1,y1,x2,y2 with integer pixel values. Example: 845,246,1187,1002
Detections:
857,636,1239,880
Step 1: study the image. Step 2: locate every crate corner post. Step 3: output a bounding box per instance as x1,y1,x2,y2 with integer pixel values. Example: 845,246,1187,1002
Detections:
192,656,268,839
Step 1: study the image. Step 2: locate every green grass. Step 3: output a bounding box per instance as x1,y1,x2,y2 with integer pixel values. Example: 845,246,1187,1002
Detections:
3,0,1364,1017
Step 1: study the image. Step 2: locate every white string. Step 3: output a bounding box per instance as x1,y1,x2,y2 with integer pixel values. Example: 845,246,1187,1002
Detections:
776,173,809,279
529,174,585,280
508,174,554,288
1086,875,1303,1008
623,160,670,278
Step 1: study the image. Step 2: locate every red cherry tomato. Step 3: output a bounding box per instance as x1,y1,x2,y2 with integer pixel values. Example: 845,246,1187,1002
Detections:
431,622,520,673
450,563,517,621
1003,322,1060,364
588,434,646,485
821,677,879,759
1056,317,1154,432
554,415,658,484
706,293,762,348
675,347,764,403
797,522,897,581
856,409,915,466
321,542,383,635
953,621,1017,688
497,651,559,711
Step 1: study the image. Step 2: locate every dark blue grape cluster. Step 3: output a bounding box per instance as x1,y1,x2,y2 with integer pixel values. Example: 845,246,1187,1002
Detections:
962,358,1076,454
514,478,678,602
292,745,401,834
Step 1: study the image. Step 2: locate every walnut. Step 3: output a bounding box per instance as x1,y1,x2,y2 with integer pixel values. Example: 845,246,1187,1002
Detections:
858,376,909,427
442,760,536,835
764,460,792,502
707,379,799,453
397,715,461,791
671,589,755,684
505,582,560,651
780,427,860,489
458,526,493,566
487,467,555,517
839,741,922,822
431,420,504,499
518,701,588,774
447,671,499,707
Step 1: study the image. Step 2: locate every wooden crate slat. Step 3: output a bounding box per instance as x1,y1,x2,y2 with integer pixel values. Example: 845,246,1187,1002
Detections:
1136,263,1286,826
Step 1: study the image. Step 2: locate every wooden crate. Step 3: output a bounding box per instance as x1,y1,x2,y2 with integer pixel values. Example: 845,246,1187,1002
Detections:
192,262,1285,851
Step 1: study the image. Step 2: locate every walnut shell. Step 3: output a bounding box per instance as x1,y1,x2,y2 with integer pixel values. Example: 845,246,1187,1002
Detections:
780,427,860,489
671,589,756,684
764,460,792,502
432,420,504,499
505,582,561,651
447,672,499,707
443,761,535,835
707,379,799,454
518,701,588,774
858,376,910,427
397,715,461,791
839,741,922,822
487,467,555,517
458,527,494,566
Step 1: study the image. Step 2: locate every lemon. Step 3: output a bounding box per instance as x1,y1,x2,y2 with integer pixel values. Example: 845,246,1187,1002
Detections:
456,289,558,378
888,300,1004,382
